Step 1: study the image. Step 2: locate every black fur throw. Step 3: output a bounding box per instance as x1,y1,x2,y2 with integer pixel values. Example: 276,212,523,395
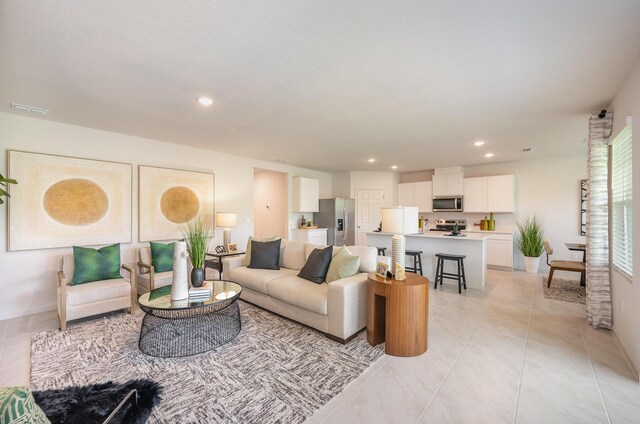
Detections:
33,379,162,424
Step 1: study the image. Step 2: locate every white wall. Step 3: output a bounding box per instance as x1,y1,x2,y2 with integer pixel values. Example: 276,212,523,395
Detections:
608,61,640,374
0,112,332,320
253,169,288,239
349,171,398,207
331,171,351,198
403,155,587,274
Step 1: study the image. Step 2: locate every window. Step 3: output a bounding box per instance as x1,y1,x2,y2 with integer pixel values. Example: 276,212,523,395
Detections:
611,125,633,279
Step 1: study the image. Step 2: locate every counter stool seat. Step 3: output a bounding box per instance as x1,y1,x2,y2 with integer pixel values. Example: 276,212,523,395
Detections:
405,250,424,275
434,253,467,294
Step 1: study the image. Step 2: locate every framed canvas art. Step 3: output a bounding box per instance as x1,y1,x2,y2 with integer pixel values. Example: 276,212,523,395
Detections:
8,150,132,251
139,165,215,242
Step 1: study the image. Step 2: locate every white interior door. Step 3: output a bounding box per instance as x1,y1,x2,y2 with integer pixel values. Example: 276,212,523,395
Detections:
356,189,384,246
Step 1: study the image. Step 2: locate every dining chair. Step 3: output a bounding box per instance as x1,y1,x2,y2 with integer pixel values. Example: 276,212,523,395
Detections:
543,239,585,287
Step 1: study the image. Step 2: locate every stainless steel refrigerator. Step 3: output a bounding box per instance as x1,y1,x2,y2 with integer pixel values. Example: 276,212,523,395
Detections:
313,198,356,246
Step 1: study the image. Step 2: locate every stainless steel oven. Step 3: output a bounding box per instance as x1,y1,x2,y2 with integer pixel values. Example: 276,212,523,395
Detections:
432,197,463,212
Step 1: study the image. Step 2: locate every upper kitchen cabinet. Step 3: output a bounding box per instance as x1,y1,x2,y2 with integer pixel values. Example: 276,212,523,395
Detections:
462,174,515,213
292,176,319,212
397,181,432,212
432,173,464,197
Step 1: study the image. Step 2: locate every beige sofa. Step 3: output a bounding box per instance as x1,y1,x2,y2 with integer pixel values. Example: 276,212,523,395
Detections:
223,240,377,342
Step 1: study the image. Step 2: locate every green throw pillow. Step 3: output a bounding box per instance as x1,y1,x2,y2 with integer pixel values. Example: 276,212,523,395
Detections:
242,235,279,266
71,244,121,285
325,246,361,283
150,242,174,273
0,386,50,424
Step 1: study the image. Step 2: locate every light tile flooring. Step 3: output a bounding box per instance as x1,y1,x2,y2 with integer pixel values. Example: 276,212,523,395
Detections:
1,270,639,423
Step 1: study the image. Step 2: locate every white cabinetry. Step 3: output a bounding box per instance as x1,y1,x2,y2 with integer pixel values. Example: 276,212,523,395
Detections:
397,182,432,212
486,233,514,270
292,177,319,212
433,173,463,197
291,228,328,245
462,175,515,213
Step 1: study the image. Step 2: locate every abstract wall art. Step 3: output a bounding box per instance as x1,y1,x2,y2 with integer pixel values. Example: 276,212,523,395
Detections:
8,150,132,251
138,165,214,242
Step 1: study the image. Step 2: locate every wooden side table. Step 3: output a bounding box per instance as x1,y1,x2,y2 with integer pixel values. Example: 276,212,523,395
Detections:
367,272,429,357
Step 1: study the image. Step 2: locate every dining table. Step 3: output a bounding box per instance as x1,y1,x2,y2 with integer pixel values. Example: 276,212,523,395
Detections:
565,242,586,263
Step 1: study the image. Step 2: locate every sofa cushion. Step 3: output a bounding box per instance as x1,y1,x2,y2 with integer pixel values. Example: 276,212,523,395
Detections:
139,247,152,274
64,278,131,307
248,239,281,270
242,235,280,266
227,266,298,294
280,240,307,270
267,275,328,315
298,246,333,284
150,241,174,272
71,244,122,285
326,246,361,283
346,245,378,273
305,243,340,261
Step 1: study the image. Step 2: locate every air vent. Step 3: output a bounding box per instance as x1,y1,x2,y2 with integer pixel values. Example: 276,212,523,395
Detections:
11,103,49,115
521,147,534,152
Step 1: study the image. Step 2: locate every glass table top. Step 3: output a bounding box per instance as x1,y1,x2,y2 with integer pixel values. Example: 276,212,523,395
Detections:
138,280,242,311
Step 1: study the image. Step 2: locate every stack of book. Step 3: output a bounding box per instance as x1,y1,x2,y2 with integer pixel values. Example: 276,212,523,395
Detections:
188,286,211,301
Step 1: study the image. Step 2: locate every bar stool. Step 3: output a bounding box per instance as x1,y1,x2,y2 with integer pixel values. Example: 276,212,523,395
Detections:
405,250,424,275
434,253,467,294
377,247,387,256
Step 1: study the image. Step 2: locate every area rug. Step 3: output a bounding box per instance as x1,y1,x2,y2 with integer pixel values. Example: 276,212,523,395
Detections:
31,301,383,423
542,277,586,304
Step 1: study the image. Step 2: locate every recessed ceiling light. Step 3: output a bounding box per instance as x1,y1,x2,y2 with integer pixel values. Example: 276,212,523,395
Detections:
391,165,398,170
197,96,213,106
484,153,494,158
473,140,485,146
368,158,376,163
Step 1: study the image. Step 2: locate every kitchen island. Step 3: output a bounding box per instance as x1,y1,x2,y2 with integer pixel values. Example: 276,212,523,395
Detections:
366,232,491,289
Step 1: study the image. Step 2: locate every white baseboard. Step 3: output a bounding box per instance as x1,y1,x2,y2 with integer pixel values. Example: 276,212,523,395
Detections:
0,303,57,321
613,331,640,382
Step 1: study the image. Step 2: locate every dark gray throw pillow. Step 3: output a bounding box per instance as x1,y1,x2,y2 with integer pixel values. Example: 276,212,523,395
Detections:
248,239,281,270
298,246,333,284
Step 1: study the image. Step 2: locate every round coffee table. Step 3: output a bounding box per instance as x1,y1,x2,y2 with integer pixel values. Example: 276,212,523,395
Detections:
137,280,242,357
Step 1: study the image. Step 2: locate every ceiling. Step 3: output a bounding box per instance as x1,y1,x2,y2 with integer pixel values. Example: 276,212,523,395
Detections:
1,1,639,173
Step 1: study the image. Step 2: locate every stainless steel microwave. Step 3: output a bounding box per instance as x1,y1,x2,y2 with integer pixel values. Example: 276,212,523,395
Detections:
432,197,463,212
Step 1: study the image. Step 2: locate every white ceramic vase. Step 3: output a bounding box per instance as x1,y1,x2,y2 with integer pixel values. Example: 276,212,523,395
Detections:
391,234,406,275
523,256,541,274
171,241,189,300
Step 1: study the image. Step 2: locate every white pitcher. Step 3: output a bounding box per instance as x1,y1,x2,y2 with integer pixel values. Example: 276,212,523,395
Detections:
171,241,189,300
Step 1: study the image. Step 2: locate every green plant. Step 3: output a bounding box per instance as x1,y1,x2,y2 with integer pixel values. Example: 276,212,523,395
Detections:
181,218,212,268
0,173,17,205
516,216,545,257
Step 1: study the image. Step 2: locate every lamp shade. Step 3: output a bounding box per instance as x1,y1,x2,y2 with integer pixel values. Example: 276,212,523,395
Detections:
382,207,419,234
216,212,237,228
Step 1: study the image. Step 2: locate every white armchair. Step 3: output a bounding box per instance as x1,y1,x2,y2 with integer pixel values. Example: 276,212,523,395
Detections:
136,247,174,294
57,254,136,331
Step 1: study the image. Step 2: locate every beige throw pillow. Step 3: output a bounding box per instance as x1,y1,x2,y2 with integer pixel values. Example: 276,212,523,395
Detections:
326,246,361,283
242,235,279,266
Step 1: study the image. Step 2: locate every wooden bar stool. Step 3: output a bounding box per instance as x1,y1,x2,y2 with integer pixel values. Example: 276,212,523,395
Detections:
405,250,424,275
376,247,387,256
434,253,467,294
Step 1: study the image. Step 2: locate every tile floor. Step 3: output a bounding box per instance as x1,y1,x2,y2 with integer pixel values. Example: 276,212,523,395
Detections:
1,269,638,423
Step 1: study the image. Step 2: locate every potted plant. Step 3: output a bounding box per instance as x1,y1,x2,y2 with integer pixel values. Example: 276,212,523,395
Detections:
0,173,17,204
516,216,545,273
182,218,212,287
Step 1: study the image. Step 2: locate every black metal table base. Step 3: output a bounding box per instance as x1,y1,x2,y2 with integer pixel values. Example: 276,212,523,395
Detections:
138,299,241,357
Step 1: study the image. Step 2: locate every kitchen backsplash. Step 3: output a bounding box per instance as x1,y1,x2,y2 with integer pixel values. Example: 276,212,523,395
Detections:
419,211,518,231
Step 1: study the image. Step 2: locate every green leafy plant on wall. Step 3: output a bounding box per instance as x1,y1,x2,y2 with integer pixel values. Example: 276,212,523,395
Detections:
0,173,17,205
516,216,545,257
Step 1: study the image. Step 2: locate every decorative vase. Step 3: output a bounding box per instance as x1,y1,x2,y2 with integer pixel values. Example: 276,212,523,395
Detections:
191,267,205,287
523,256,540,273
489,213,495,231
171,241,189,300
391,234,406,276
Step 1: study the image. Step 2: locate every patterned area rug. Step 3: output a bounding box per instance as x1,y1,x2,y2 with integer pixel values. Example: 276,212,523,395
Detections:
31,301,383,423
543,277,586,304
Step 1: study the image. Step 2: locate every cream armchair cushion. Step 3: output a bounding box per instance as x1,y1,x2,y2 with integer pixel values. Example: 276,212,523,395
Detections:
58,253,135,331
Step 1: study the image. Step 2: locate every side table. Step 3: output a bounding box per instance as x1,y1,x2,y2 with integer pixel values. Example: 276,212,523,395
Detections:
367,272,429,357
205,251,245,279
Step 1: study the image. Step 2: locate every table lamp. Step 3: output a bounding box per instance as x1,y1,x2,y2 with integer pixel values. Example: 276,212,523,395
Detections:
216,212,238,248
382,207,419,275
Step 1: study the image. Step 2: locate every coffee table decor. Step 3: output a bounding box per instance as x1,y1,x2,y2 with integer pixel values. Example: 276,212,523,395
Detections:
31,301,384,423
138,280,242,357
